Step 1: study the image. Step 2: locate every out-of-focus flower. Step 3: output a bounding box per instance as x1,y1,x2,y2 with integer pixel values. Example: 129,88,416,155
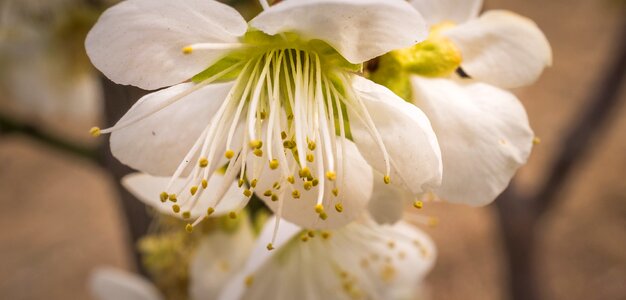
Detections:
87,0,443,230
219,215,435,300
367,0,552,220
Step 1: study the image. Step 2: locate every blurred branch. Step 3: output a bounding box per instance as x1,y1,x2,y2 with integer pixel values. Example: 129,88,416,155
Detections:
0,113,98,160
496,20,626,300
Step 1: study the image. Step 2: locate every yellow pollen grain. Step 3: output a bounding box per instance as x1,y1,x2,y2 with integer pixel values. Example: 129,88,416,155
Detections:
307,231,315,238
272,181,280,189
306,153,314,162
182,46,193,54
229,211,237,219
308,141,316,151
304,181,313,191
199,158,209,168
249,140,263,149
263,190,273,197
312,178,319,187
253,149,263,157
321,231,331,239
332,188,339,197
299,167,311,178
281,131,287,140
266,243,275,251
89,127,101,137
260,111,267,120
533,137,542,145
243,189,252,197
250,179,258,188
238,179,244,187
271,194,278,202
201,179,208,189
182,211,191,219
319,212,328,220
225,150,235,159
159,192,168,203
283,140,295,149
269,159,279,170
326,171,336,181
185,223,193,233
172,204,180,213
300,234,309,242
335,203,344,213
315,204,324,214
292,190,300,199
287,176,295,184
190,186,198,196
207,207,215,215
413,200,424,209
245,275,254,287
168,194,177,202
383,175,391,184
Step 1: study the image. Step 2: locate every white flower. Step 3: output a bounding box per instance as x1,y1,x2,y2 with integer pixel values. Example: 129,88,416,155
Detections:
90,214,255,300
219,215,436,300
86,0,443,230
410,0,552,88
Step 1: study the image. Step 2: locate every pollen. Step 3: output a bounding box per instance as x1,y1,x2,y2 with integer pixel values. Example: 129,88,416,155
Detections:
159,192,168,203
306,153,314,162
308,140,316,151
319,212,328,220
413,200,424,209
321,231,331,239
238,179,244,187
307,231,315,238
300,234,309,242
335,203,344,213
201,179,208,189
168,194,177,202
383,175,391,184
225,150,235,159
89,127,101,137
299,167,311,178
243,189,252,197
207,207,215,215
287,176,295,184
312,178,319,187
271,194,278,201
199,158,209,168
326,171,336,181
182,211,191,219
292,190,301,199
315,204,324,214
281,131,287,140
185,223,193,232
250,179,258,188
245,275,254,287
172,204,180,213
182,46,193,54
190,186,198,196
269,159,279,170
332,188,339,196
266,243,275,251
283,140,295,149
304,181,313,191
229,211,237,219
533,137,542,145
249,140,263,149
253,149,263,157
263,190,273,197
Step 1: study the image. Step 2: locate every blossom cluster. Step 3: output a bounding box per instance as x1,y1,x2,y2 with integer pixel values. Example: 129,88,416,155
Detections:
85,0,551,299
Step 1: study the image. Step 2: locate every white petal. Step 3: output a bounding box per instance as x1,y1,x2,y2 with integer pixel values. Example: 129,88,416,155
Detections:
85,0,247,90
189,215,255,300
350,76,443,196
122,173,246,219
110,82,234,176
231,217,436,300
409,0,483,25
90,268,163,300
250,0,428,63
252,141,374,229
411,76,534,206
444,10,553,88
218,216,301,300
368,176,412,225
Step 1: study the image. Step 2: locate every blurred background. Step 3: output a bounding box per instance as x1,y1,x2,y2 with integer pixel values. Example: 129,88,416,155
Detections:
0,0,624,299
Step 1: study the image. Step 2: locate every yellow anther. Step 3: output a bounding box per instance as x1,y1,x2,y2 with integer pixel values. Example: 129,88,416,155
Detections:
238,179,244,187
321,231,331,239
332,188,339,197
159,192,168,203
326,171,336,181
303,181,313,191
250,179,258,188
229,211,237,219
533,137,542,145
281,131,287,140
335,203,344,213
306,153,314,162
190,186,198,196
272,181,280,189
269,159,279,170
388,241,395,249
263,190,273,197
168,194,177,202
300,234,309,242
259,111,267,120
319,212,328,220
172,204,180,213
312,178,319,187
207,207,215,215
266,243,275,251
253,149,263,157
185,223,193,233
199,158,209,168
182,46,193,54
271,194,278,202
245,275,254,287
283,140,295,149
182,211,191,219
287,176,295,184
299,167,311,178
413,200,424,209
243,189,252,197
315,204,324,214
249,140,263,149
292,190,300,199
201,179,208,189
308,141,316,151
89,127,101,137
225,150,235,159
307,231,315,238
383,175,391,184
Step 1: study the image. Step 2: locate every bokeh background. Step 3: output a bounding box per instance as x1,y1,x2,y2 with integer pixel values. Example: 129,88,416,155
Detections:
0,0,624,299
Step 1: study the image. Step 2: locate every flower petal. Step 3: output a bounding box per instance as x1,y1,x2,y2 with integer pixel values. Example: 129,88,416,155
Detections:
189,215,255,300
251,141,373,229
411,76,534,206
110,82,234,176
228,216,436,300
250,0,428,63
85,0,247,90
122,172,246,219
90,268,163,300
368,177,412,225
444,10,552,88
349,76,442,196
409,0,483,25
